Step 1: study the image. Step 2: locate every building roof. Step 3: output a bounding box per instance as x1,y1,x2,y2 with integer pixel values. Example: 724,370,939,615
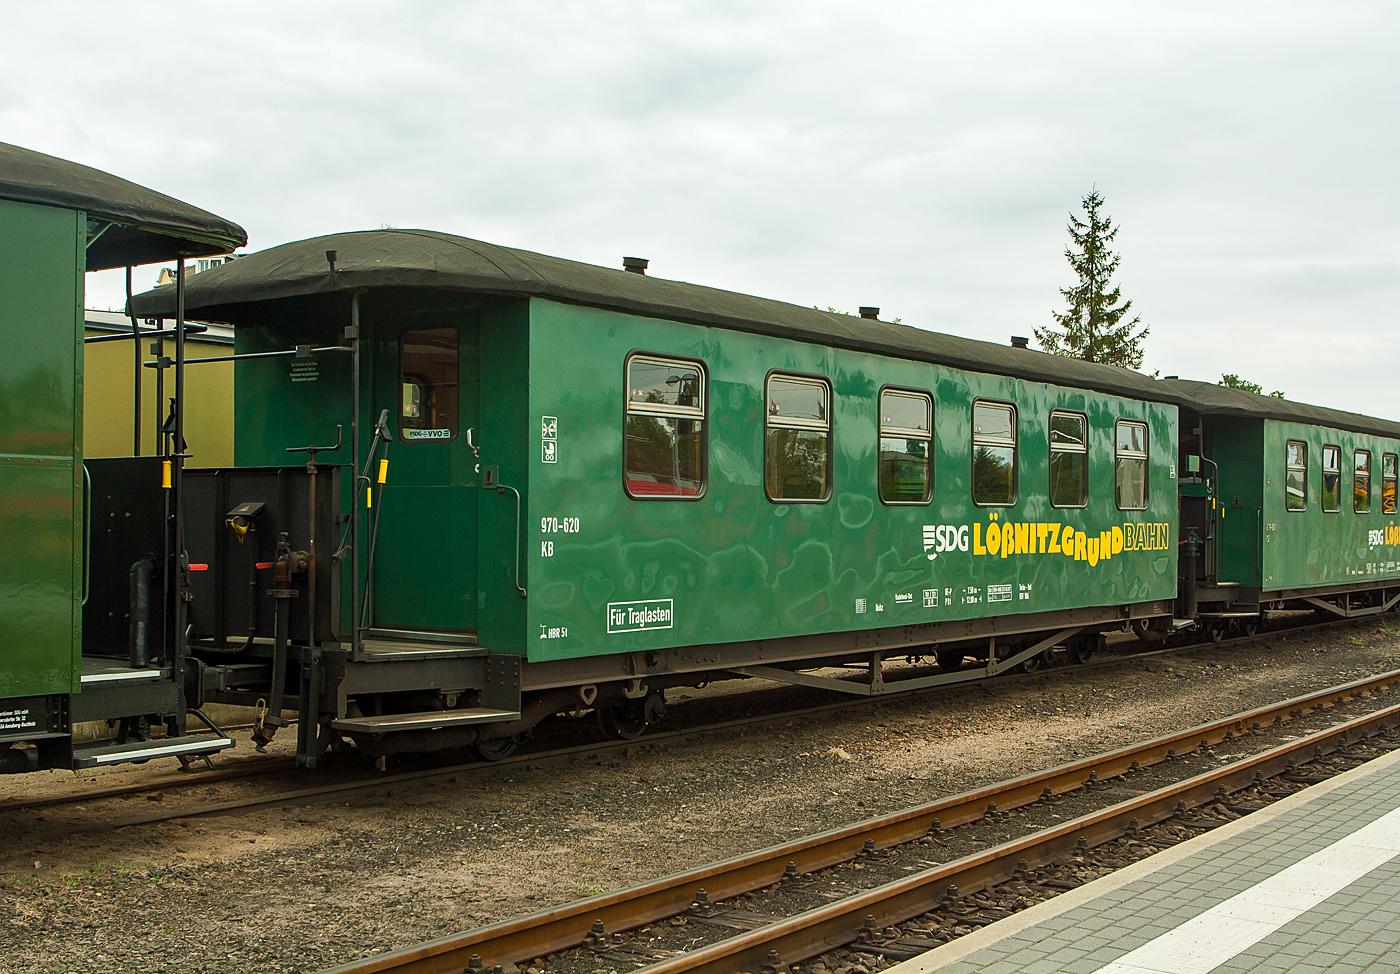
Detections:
83,309,233,345
1161,379,1400,440
128,228,1192,406
0,141,247,270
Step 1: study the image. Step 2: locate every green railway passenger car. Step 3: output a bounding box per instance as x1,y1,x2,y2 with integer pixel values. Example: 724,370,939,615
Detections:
0,142,244,772
132,231,1188,762
1167,380,1400,635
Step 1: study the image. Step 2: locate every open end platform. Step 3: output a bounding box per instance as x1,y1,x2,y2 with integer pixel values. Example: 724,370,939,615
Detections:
79,657,166,685
357,633,486,663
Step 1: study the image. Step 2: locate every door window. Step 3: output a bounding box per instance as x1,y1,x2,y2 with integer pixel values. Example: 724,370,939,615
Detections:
400,328,459,441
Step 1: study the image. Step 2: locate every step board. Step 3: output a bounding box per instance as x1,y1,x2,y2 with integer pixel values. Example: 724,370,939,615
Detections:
356,639,488,662
331,707,519,734
80,657,167,686
72,734,235,769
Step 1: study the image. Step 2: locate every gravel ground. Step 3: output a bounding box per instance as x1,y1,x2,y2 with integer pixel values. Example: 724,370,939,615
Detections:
4,618,1399,974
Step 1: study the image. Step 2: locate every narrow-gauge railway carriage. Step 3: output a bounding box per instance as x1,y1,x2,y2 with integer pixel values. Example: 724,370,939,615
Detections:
0,142,245,772
128,230,1187,764
1167,379,1400,633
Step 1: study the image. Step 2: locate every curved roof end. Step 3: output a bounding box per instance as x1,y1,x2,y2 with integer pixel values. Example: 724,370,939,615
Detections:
0,141,247,271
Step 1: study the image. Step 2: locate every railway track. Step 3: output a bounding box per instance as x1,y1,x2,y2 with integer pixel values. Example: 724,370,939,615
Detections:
317,668,1400,974
0,613,1381,824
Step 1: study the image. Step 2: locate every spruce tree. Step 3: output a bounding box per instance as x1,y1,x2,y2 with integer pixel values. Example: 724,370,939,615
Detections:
1035,190,1149,369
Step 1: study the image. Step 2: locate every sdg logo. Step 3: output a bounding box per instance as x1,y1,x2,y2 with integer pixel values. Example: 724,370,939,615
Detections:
923,524,970,560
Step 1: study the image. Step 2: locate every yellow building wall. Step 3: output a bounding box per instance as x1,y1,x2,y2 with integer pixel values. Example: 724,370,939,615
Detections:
82,329,235,466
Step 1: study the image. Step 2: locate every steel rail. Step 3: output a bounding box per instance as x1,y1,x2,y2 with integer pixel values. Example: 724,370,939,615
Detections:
5,613,1369,818
626,700,1400,974
315,669,1400,974
0,758,298,812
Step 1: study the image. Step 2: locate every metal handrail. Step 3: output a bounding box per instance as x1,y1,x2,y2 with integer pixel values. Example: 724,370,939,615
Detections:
81,462,91,605
495,484,527,598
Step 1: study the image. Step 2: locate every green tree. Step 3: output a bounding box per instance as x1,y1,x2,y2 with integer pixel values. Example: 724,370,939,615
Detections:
1219,374,1285,398
1036,190,1149,369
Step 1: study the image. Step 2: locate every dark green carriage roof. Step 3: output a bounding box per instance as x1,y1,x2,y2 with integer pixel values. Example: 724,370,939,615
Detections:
129,228,1192,406
0,141,246,270
1161,379,1400,440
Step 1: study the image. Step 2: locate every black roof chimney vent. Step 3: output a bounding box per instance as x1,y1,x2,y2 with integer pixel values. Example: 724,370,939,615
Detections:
1010,335,1029,349
859,307,880,320
623,257,648,275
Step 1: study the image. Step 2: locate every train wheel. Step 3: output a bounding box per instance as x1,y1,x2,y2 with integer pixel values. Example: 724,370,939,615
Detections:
1019,649,1052,674
1131,619,1168,644
475,736,519,761
935,649,965,672
1068,640,1094,665
597,705,648,740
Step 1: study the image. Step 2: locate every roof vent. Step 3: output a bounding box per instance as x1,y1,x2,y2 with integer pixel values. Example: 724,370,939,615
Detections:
1010,336,1029,349
623,257,649,275
1165,375,1179,380
859,307,880,320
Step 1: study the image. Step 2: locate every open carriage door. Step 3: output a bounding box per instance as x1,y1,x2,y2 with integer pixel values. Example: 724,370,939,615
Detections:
367,314,481,637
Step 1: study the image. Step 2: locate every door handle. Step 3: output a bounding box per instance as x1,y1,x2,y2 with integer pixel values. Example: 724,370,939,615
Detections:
466,427,479,458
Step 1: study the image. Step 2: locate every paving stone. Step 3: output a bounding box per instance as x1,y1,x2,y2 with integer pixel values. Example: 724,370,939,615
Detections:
1058,960,1104,974
967,962,1018,974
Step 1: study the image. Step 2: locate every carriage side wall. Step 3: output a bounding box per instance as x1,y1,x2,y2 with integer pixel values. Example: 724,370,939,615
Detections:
523,299,1178,663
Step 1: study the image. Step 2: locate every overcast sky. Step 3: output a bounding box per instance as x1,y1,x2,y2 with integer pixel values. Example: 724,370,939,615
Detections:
5,3,1397,415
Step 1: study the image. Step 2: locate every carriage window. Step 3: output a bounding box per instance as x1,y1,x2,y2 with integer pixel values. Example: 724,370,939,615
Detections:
878,389,932,504
765,374,831,502
972,401,1017,506
1049,411,1088,508
1355,450,1372,513
400,328,459,440
1115,420,1148,511
1385,453,1398,514
1285,440,1307,511
1321,445,1341,512
624,355,706,498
